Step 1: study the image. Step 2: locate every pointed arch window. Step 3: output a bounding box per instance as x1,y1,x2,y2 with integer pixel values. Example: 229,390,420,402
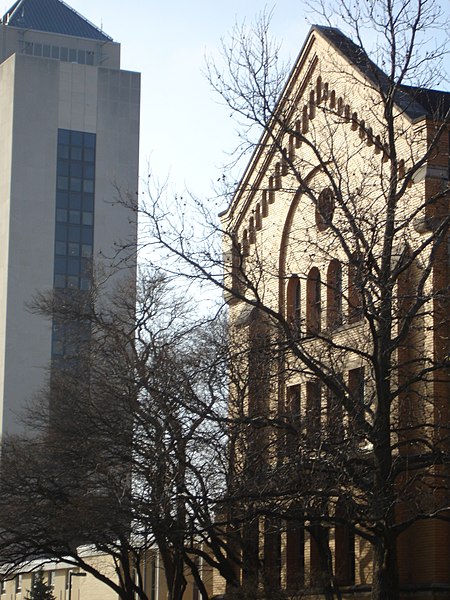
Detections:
326,259,342,330
316,188,335,231
287,276,301,336
335,503,356,586
348,253,363,323
306,380,321,440
255,204,262,230
286,519,305,590
249,217,256,244
242,229,250,257
306,267,321,335
230,232,243,294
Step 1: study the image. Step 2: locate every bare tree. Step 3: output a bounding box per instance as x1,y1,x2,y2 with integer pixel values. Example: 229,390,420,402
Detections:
0,272,241,600
135,2,450,599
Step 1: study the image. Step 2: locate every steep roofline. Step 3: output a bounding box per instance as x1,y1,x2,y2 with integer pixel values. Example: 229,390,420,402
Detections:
2,0,113,42
220,24,449,221
219,26,319,221
314,24,450,120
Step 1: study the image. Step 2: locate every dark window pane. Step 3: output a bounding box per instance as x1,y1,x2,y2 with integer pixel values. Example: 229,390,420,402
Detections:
57,176,68,190
81,244,92,258
83,133,96,148
83,148,95,162
55,241,66,255
54,274,66,288
69,193,81,210
58,130,70,144
56,209,67,222
68,225,80,242
86,51,94,65
60,47,68,61
71,131,83,146
69,210,81,224
70,162,83,178
55,224,67,241
58,145,69,160
67,276,79,289
78,50,85,64
67,258,80,275
81,227,93,244
69,49,77,62
57,159,69,176
34,43,42,56
43,44,50,57
82,212,93,226
68,243,79,256
56,191,69,208
83,179,94,193
83,164,94,179
71,146,82,161
70,177,81,192
54,257,66,274
83,195,94,211
51,46,59,59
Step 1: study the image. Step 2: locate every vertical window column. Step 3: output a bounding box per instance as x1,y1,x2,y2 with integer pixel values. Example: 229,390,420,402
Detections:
52,129,96,361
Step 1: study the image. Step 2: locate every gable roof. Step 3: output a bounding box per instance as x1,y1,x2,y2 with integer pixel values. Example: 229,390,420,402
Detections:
1,0,112,42
220,25,449,221
315,25,450,121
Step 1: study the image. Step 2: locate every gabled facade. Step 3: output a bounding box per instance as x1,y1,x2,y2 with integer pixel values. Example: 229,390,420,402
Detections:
220,25,449,599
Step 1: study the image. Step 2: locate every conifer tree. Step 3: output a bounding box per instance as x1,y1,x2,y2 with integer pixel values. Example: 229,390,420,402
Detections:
24,572,55,600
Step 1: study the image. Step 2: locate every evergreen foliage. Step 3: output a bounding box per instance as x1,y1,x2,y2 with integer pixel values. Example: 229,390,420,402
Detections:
24,571,55,600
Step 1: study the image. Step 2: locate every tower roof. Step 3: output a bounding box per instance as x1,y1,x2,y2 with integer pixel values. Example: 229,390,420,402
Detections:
1,0,113,42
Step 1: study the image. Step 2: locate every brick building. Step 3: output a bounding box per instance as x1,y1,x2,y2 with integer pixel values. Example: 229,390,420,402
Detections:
219,24,450,599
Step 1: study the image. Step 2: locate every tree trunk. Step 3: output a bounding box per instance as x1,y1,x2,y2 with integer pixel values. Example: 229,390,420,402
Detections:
371,532,399,600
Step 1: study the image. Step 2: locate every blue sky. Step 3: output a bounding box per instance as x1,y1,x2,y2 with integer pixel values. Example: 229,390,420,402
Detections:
6,0,445,201
57,0,312,198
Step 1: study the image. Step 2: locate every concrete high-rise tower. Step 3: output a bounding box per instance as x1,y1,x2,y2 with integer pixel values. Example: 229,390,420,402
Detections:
0,0,140,437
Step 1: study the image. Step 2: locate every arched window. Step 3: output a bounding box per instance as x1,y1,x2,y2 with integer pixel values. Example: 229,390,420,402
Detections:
316,187,335,231
287,276,301,335
286,518,305,590
249,217,256,244
330,90,336,109
306,267,321,334
348,254,363,323
230,232,242,294
316,76,322,102
255,204,262,230
274,162,282,189
335,503,355,586
309,90,316,119
302,105,309,133
306,380,321,440
264,517,281,590
242,229,250,257
268,176,275,203
326,259,342,330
